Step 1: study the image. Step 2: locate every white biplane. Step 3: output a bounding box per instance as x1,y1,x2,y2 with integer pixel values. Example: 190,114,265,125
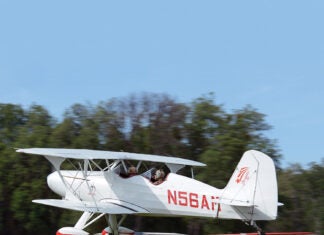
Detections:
16,148,279,235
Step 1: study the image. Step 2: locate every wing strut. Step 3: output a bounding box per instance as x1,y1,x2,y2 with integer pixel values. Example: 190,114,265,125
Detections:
75,211,106,230
44,156,80,201
79,160,99,209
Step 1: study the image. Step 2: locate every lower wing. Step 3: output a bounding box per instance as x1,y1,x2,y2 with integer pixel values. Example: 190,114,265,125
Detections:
33,199,150,215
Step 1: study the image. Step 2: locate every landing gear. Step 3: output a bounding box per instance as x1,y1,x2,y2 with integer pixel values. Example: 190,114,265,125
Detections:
250,220,266,235
243,220,266,235
103,214,134,235
101,226,135,235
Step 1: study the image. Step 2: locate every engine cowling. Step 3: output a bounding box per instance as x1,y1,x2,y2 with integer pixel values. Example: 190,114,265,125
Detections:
57,227,89,235
102,226,135,235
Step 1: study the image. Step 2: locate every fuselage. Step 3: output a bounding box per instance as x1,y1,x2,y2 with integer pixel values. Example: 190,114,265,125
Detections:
47,170,246,219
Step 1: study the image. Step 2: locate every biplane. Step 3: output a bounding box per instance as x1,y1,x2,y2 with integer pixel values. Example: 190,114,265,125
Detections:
16,148,279,235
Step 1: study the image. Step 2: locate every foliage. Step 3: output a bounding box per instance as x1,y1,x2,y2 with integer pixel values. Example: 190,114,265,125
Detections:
0,94,322,235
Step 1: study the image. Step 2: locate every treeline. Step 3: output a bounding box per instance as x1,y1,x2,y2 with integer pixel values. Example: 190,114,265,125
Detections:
0,93,323,235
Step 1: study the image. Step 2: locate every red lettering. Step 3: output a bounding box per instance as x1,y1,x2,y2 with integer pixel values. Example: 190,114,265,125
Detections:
189,193,199,208
167,190,177,205
215,196,221,212
201,195,210,210
167,190,220,211
178,191,188,206
211,196,215,211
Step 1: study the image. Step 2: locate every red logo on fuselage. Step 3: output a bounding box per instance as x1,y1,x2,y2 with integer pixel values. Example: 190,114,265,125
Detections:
236,167,249,184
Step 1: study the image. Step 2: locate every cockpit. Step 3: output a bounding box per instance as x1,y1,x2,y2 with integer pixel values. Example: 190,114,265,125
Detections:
110,159,169,185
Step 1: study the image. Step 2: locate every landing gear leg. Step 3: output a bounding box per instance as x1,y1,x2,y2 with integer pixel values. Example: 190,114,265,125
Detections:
250,221,265,235
107,214,119,235
104,214,131,235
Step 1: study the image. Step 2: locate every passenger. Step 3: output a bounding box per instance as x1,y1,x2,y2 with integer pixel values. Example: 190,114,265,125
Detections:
153,169,165,185
150,168,157,183
127,165,137,176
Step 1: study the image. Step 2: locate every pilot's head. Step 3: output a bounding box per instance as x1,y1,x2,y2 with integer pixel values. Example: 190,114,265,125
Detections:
155,169,165,180
128,166,137,174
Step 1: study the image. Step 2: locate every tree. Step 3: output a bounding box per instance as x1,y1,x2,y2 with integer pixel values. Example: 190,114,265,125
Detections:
95,99,127,151
274,162,324,234
0,104,27,234
62,103,100,149
0,104,26,145
0,104,59,235
185,93,225,159
305,162,324,234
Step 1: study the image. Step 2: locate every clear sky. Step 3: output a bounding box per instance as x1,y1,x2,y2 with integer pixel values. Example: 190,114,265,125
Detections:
0,1,323,167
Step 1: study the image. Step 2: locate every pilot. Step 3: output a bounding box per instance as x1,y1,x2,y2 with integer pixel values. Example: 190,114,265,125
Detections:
127,165,137,176
153,169,165,185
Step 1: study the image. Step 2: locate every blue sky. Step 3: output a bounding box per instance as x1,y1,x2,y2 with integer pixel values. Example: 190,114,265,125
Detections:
0,1,323,167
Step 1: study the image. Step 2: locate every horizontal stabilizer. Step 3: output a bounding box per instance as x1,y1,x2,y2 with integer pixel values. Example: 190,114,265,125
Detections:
33,199,149,214
219,198,253,207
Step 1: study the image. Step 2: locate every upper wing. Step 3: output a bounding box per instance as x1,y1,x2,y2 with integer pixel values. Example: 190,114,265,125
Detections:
33,199,150,215
16,148,206,167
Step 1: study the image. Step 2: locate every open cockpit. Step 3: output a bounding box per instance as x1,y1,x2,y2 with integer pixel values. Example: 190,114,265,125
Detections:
110,159,169,185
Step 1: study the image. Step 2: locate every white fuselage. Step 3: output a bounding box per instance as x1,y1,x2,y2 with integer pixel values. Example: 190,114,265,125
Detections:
47,170,245,219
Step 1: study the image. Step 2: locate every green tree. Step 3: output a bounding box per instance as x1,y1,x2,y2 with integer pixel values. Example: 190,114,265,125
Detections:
0,104,27,234
50,118,78,148
274,162,324,234
95,99,126,151
185,93,225,159
10,105,56,234
62,103,100,149
0,104,26,145
0,104,58,235
305,162,324,234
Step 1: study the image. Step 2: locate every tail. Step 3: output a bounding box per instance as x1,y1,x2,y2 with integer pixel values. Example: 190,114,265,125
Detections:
220,150,278,221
